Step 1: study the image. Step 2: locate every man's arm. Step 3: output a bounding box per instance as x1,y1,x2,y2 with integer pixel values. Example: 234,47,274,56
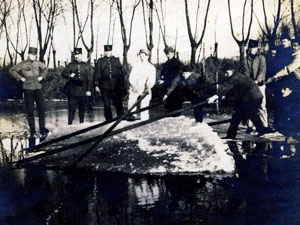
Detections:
146,66,157,90
61,64,73,79
9,62,24,81
93,59,101,87
241,57,251,77
87,64,93,92
38,61,48,79
165,74,181,96
272,53,300,79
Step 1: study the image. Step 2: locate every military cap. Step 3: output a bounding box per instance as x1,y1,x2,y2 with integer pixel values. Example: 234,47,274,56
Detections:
280,33,291,40
28,47,38,55
104,45,113,52
164,46,175,55
248,39,259,48
139,49,150,55
73,47,82,55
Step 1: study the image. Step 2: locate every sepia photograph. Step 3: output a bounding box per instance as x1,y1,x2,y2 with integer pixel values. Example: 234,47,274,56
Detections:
0,0,299,224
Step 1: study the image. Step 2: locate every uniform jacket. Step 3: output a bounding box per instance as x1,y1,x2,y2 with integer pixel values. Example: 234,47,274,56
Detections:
242,53,266,83
129,60,156,94
276,49,300,79
276,46,293,70
94,56,125,91
218,72,263,103
9,59,48,90
265,53,280,80
160,57,183,86
166,72,202,96
62,61,93,97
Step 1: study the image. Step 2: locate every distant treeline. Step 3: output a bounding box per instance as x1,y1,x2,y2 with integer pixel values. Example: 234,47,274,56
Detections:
0,57,238,100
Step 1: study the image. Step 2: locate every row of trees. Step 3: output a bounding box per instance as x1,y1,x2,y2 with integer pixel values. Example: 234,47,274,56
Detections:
0,0,299,71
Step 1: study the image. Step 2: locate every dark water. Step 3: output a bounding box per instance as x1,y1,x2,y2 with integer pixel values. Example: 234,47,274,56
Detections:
0,102,299,224
0,141,299,225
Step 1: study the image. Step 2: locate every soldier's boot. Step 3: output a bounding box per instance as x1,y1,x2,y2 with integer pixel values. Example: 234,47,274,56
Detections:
68,110,75,125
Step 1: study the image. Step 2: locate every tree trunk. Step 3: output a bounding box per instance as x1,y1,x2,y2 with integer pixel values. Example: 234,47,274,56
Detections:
238,43,245,71
190,45,197,69
53,50,57,68
123,45,129,74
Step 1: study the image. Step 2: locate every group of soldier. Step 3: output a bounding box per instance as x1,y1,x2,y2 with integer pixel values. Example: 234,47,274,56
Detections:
208,35,300,141
8,35,300,142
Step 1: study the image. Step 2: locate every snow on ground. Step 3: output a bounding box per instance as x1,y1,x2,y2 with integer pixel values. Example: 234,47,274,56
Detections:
47,116,235,174
0,117,27,134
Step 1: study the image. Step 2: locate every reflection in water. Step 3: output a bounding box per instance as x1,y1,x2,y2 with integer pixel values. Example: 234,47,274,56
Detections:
128,178,160,209
0,148,299,225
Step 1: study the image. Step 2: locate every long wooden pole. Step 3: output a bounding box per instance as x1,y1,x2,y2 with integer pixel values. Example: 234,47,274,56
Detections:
14,99,211,166
26,101,163,153
67,91,150,169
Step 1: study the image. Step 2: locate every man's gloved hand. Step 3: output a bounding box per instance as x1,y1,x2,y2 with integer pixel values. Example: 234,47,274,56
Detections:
208,94,219,104
38,76,43,82
70,73,76,78
163,94,168,102
86,91,92,96
257,81,265,86
158,80,164,85
20,77,26,82
95,86,100,93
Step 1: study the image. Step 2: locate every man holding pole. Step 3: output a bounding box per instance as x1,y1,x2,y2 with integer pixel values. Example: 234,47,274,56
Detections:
127,49,156,121
163,65,205,122
242,39,268,132
208,67,273,139
264,37,300,141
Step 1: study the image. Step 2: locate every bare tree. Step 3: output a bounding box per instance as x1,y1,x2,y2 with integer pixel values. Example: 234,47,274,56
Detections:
107,0,115,45
0,1,13,37
72,0,97,63
7,0,30,63
1,0,14,66
184,0,211,68
32,0,64,63
254,0,284,48
113,0,141,72
290,0,300,38
153,0,168,49
228,0,254,68
141,0,154,61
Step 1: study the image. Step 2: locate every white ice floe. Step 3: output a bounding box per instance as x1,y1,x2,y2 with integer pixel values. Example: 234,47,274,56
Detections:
122,116,235,174
47,116,235,174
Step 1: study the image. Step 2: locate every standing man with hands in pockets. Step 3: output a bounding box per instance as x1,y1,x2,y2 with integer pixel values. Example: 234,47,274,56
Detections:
9,47,49,137
62,48,93,125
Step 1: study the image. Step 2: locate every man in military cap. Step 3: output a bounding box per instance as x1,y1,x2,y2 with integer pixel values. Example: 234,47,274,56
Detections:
242,39,268,132
265,38,300,141
62,47,93,125
152,45,183,104
208,67,273,139
9,47,49,137
94,45,126,121
276,33,293,68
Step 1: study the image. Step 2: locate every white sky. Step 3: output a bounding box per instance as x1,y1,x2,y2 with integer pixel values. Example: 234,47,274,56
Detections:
0,0,296,66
